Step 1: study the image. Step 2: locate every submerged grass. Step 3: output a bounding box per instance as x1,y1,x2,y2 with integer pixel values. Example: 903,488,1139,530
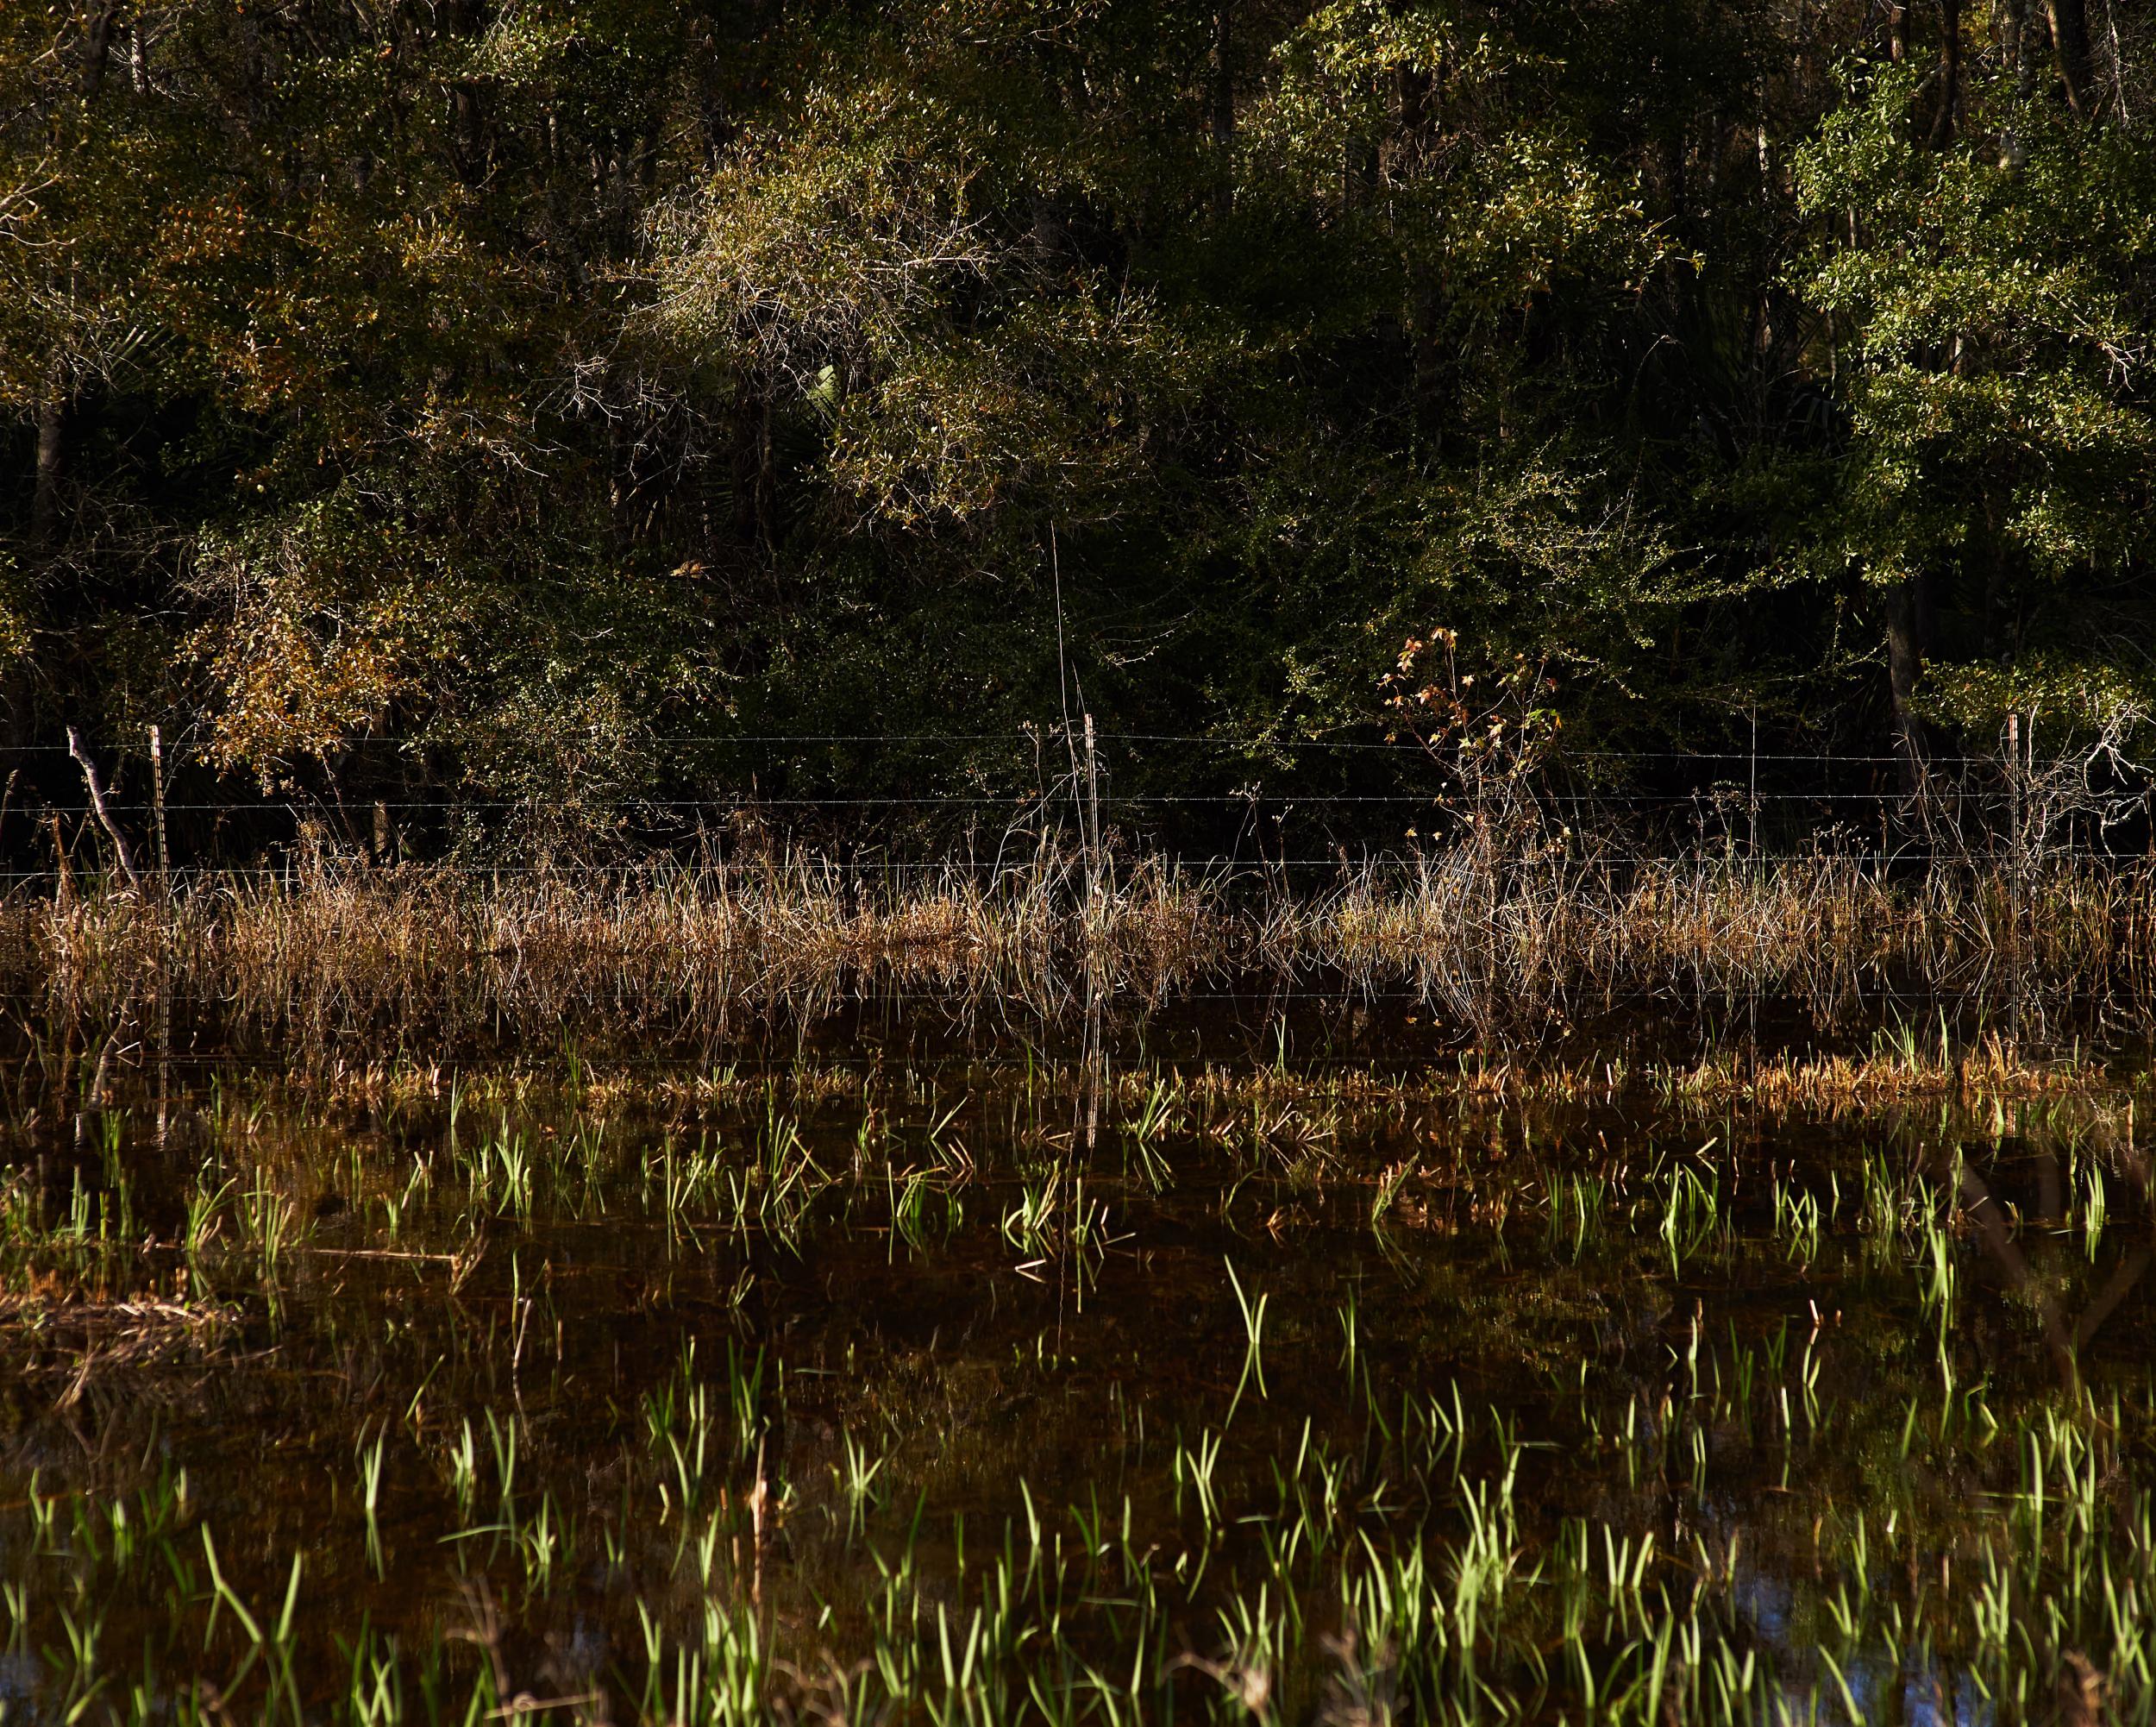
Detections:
14,843,2156,1052
6,1043,2156,1723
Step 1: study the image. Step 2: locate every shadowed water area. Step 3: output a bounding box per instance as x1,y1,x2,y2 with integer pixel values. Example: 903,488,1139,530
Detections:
3,1030,2154,1726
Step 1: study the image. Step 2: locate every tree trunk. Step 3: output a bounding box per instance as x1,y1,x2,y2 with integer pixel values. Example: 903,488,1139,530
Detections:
730,374,773,555
1395,60,1444,443
78,1,118,96
1209,4,1234,214
1886,577,1929,798
1878,1,1962,803
446,0,491,182
2043,0,2096,118
1928,0,1960,148
31,355,64,551
1999,0,2033,166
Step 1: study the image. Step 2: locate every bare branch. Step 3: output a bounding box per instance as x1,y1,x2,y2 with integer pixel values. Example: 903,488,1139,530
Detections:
66,726,143,893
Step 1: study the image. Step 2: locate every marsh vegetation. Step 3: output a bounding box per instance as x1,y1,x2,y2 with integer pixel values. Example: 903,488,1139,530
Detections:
3,1031,2155,1724
23,835,2156,1055
11,0,2156,1711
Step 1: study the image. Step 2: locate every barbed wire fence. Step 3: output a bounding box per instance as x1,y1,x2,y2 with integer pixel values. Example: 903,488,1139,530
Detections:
14,715,2156,1064
9,713,2152,889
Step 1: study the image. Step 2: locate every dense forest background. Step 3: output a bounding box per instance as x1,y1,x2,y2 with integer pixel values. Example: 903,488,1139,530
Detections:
3,0,2152,858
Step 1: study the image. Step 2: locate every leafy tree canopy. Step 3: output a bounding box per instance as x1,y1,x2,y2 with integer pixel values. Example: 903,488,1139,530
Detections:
3,0,2150,851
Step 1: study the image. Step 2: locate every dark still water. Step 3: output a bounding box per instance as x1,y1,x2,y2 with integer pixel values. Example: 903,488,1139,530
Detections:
3,1044,2153,1725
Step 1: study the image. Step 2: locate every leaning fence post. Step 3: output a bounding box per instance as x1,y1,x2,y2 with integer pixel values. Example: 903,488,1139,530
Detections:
1082,711,1101,894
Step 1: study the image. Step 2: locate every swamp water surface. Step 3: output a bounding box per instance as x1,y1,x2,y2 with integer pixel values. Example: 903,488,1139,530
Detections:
3,1046,2153,1726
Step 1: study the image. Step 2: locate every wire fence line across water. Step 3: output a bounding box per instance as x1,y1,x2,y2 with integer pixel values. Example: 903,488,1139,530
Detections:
16,726,2133,870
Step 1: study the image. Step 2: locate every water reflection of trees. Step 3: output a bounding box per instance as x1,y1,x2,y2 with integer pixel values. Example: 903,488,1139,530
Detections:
1959,1147,2152,1394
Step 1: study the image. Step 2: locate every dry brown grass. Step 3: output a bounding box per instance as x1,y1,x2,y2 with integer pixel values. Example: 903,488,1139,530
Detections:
11,843,2156,1053
1273,850,2156,1038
